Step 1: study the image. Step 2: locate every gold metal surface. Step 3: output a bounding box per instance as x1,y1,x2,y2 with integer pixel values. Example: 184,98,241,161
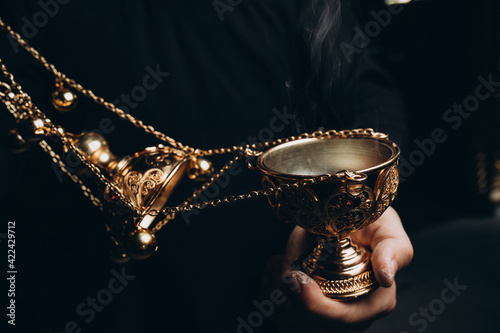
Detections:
17,117,49,142
123,228,158,260
186,157,214,181
4,129,30,153
105,144,190,230
256,131,400,299
68,133,190,259
51,81,77,112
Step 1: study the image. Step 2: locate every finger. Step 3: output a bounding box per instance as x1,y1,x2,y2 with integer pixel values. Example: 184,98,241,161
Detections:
371,237,408,287
351,207,413,287
284,270,397,325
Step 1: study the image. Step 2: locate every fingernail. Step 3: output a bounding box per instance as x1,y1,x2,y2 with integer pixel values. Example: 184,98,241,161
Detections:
380,258,398,287
290,271,314,285
284,270,314,294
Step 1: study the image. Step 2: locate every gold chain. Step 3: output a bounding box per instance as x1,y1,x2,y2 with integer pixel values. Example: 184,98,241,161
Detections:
151,174,335,232
0,16,249,157
182,154,245,206
151,128,386,232
1,51,385,233
0,16,390,235
151,152,246,232
0,57,138,214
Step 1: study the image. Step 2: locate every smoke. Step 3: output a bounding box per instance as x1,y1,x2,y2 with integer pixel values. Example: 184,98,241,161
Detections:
288,0,344,133
287,0,346,133
303,0,343,89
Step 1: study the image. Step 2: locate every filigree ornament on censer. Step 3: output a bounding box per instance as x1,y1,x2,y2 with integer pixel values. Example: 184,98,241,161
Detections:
263,166,398,238
368,164,399,226
124,169,166,208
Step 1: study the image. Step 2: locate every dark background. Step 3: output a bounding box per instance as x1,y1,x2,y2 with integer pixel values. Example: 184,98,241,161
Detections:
1,0,499,332
358,0,500,229
357,1,500,332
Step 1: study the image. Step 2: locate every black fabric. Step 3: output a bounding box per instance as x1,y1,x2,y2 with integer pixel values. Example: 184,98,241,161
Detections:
0,1,406,332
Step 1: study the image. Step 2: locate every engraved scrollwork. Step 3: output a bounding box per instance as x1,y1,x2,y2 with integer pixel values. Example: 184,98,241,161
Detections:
364,164,399,227
276,185,323,233
140,169,163,195
123,168,166,209
323,187,375,236
127,172,142,195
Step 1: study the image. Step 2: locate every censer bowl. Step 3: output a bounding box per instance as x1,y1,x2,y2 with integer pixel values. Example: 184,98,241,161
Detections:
256,134,400,299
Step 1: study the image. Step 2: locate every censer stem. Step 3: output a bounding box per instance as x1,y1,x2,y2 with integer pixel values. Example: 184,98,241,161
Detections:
296,234,378,300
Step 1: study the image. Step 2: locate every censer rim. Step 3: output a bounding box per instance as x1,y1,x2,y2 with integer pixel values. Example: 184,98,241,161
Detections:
256,136,400,179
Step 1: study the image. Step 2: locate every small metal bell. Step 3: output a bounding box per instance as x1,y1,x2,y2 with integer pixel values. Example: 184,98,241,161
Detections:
52,82,77,112
187,157,214,181
123,228,158,260
4,129,30,153
70,132,119,171
17,117,49,142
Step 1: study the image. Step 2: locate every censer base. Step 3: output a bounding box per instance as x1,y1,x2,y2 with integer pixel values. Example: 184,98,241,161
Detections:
297,236,379,300
311,270,378,300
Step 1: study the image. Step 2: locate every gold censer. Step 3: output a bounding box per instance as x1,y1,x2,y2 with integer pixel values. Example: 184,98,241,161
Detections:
254,132,400,299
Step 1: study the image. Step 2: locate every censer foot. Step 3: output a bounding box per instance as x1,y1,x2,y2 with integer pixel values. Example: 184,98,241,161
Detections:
297,236,379,300
311,270,378,300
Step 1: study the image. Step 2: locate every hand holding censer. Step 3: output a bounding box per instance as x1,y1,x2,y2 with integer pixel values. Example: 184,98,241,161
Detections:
253,131,400,299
